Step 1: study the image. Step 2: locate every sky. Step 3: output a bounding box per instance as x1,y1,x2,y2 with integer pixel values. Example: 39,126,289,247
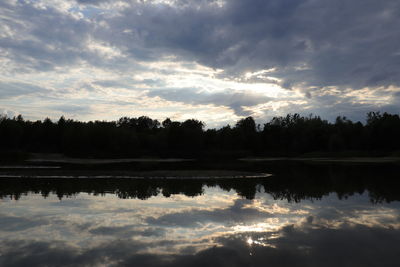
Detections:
1,0,400,127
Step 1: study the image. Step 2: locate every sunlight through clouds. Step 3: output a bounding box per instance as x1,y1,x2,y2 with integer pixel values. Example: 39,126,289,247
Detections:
1,0,400,125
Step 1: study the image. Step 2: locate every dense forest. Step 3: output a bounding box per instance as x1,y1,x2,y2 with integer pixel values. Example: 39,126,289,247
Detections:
1,112,400,158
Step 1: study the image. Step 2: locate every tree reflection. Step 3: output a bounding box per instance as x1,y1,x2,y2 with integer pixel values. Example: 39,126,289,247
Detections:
1,163,399,202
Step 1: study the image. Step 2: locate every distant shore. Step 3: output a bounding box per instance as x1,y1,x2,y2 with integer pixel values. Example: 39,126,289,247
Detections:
0,169,272,179
26,153,195,164
240,157,400,163
3,151,400,163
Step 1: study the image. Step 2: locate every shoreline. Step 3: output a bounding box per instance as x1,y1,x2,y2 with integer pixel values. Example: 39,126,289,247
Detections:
0,169,272,179
239,157,400,163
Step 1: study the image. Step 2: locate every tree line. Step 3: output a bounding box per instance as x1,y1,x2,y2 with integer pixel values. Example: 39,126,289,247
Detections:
1,112,400,158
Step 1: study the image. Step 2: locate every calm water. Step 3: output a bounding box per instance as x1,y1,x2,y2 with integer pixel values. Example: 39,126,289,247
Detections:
0,163,400,267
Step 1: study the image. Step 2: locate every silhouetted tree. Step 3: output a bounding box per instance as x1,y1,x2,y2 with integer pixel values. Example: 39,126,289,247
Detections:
1,112,400,159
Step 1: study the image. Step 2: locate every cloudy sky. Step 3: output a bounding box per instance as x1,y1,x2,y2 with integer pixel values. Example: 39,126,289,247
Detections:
1,0,400,127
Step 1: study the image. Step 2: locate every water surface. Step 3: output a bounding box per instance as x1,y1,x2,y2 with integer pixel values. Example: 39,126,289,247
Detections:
0,163,399,267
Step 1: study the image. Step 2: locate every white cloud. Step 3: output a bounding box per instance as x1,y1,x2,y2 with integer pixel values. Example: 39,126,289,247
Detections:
1,0,400,125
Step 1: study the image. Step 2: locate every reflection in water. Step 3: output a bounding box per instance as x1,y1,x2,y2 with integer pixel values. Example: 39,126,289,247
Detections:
1,163,400,202
1,164,400,266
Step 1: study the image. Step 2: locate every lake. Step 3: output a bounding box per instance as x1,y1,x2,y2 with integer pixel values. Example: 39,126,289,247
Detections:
0,161,399,266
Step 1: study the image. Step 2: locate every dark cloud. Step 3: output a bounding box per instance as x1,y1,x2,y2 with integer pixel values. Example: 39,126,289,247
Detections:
2,0,400,121
213,224,400,267
255,85,400,122
145,199,273,227
49,198,92,208
0,214,48,232
98,0,400,89
93,78,164,88
0,1,115,73
147,88,271,116
0,81,50,98
89,225,166,237
309,95,400,122
50,104,92,114
75,0,111,4
1,224,399,267
93,80,131,88
3,0,400,88
2,0,400,89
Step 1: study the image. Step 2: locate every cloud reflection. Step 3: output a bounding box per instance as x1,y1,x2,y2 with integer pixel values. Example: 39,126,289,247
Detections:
0,175,400,266
1,223,400,267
